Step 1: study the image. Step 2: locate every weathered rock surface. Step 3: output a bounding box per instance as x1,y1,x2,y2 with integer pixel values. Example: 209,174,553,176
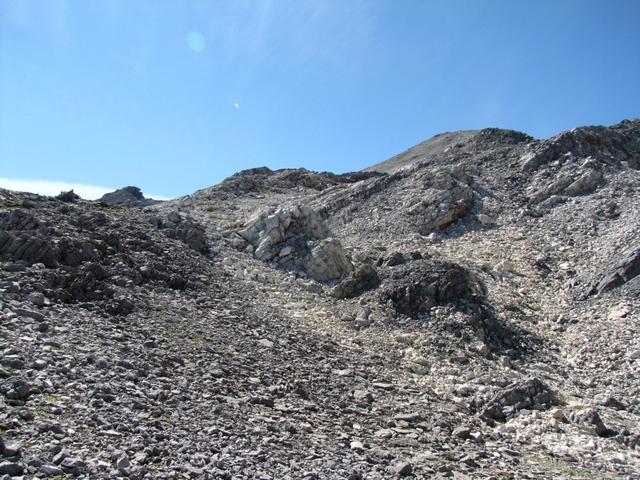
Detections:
481,377,558,422
587,245,640,296
97,186,161,207
378,259,483,317
237,204,353,281
331,264,379,299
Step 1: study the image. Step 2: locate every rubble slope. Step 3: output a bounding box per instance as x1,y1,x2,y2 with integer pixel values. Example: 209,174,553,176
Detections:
1,119,640,479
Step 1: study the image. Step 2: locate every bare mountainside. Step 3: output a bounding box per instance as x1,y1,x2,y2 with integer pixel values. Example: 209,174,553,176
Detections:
1,119,640,479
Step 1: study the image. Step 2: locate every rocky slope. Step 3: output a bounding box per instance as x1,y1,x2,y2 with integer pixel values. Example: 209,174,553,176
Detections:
1,119,640,479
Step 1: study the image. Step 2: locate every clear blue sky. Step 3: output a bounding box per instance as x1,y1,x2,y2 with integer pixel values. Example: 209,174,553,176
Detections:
1,0,639,199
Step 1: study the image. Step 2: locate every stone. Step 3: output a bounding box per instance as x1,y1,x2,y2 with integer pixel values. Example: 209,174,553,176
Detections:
379,259,483,317
0,462,24,476
391,462,413,477
1,442,20,457
56,189,81,202
405,168,474,235
0,377,33,401
305,238,353,282
482,378,557,422
564,169,602,195
452,426,472,440
587,245,640,296
28,292,46,306
1,356,24,370
238,205,352,281
12,308,44,321
477,214,495,225
61,458,86,475
567,408,616,437
116,453,130,471
98,186,159,207
331,264,379,299
349,441,365,453
353,390,374,404
258,339,274,348
39,464,64,476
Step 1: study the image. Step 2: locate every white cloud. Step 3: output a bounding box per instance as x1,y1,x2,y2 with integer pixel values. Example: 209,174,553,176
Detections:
146,193,172,201
234,102,240,109
0,177,113,200
0,177,172,201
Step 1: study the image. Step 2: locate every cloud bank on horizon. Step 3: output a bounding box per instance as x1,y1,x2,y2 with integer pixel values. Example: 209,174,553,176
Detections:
0,178,170,201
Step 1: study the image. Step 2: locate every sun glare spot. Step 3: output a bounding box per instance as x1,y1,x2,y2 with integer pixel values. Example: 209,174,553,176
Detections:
186,31,205,53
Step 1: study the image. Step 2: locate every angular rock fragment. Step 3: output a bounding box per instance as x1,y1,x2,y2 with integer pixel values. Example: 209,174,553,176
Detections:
331,264,379,298
587,245,640,296
567,408,616,437
481,377,558,422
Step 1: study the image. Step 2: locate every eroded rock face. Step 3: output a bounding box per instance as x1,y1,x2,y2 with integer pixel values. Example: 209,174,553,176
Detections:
0,193,212,314
528,157,603,204
56,190,81,202
237,205,353,282
405,168,474,235
378,259,483,317
305,238,353,282
2,119,640,479
217,167,381,196
521,121,640,172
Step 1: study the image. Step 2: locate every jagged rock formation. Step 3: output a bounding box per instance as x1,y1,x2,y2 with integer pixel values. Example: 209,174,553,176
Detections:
235,204,353,281
1,119,640,479
98,186,161,207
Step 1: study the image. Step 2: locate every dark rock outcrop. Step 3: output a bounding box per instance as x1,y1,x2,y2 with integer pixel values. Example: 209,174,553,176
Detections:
378,259,483,317
98,186,161,207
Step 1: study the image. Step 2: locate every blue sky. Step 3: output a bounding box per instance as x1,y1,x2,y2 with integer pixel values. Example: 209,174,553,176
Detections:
1,0,639,199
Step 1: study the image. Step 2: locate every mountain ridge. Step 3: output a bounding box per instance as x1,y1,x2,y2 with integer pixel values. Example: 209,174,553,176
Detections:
1,118,640,478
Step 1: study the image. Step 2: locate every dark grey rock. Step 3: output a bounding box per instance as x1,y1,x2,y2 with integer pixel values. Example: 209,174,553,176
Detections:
0,461,23,476
0,377,33,401
56,190,81,203
391,461,413,477
482,378,558,422
379,259,484,317
568,408,616,437
98,186,160,207
331,264,379,299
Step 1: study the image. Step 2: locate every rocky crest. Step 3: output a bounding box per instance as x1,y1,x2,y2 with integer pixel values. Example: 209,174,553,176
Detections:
1,119,640,479
98,186,161,207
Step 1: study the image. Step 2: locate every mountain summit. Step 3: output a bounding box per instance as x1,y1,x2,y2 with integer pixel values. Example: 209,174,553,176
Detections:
1,119,639,478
